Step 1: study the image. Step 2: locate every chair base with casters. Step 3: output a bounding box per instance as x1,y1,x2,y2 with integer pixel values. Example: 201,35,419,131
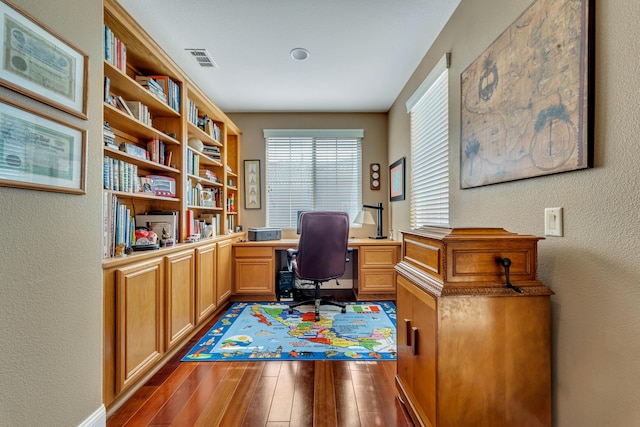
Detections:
288,280,346,321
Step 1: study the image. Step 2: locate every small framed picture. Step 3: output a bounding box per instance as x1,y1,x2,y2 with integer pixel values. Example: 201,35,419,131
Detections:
389,157,405,202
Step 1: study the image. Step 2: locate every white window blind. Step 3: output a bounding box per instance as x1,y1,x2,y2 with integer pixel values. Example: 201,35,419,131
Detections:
407,53,450,228
264,130,363,228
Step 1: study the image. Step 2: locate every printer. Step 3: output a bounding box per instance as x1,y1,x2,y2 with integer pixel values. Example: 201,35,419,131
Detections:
247,227,282,241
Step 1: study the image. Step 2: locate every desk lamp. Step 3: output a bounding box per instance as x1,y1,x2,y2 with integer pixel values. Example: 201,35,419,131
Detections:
354,202,386,239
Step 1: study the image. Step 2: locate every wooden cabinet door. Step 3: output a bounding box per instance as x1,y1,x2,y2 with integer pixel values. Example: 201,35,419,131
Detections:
233,246,274,296
234,258,274,294
216,239,232,304
396,276,414,392
411,284,438,427
115,257,164,394
195,243,217,325
165,250,195,350
397,275,438,427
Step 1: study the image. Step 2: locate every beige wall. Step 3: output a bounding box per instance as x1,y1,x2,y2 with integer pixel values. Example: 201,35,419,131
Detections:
228,112,390,239
0,0,104,425
389,0,640,425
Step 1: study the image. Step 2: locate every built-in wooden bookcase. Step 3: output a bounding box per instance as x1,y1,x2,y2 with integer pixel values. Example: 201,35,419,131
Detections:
102,0,242,256
102,0,243,411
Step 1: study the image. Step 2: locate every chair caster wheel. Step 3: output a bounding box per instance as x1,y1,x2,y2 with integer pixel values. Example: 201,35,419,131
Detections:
341,307,346,313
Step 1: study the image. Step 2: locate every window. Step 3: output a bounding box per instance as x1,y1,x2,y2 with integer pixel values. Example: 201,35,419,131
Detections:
406,53,450,227
264,129,363,228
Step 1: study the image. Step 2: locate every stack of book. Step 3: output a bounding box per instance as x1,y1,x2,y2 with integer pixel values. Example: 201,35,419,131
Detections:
199,169,219,183
202,145,221,162
150,75,180,113
135,76,167,103
103,123,117,150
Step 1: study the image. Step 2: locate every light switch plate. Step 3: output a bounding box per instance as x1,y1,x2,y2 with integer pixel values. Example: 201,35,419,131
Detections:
544,207,563,237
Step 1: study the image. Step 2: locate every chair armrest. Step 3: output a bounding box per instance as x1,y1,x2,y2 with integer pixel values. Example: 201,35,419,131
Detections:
346,247,353,263
286,248,298,272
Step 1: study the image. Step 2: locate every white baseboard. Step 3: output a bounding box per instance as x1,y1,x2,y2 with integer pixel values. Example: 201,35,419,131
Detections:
78,404,106,427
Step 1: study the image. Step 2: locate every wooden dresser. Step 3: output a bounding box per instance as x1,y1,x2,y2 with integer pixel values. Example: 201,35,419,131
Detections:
395,227,553,427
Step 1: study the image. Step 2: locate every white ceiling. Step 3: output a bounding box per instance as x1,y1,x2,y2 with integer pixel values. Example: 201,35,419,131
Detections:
118,0,460,113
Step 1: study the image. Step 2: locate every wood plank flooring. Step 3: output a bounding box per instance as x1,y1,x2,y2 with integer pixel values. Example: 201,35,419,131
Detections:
107,296,413,427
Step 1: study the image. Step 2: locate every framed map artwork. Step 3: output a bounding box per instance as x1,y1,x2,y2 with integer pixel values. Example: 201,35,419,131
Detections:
460,0,594,188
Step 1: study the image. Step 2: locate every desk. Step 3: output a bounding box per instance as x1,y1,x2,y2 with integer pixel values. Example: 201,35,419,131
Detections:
232,238,401,301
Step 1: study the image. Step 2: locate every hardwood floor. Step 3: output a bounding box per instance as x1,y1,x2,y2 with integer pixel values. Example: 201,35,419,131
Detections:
107,294,413,427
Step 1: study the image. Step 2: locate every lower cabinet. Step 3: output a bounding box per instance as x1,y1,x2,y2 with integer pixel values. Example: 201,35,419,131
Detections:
104,237,235,409
233,246,275,298
114,257,164,395
195,243,217,325
165,250,195,350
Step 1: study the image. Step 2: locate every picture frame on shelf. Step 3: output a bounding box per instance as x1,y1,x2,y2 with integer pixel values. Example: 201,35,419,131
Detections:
0,0,88,119
389,157,405,202
0,97,86,194
244,159,261,209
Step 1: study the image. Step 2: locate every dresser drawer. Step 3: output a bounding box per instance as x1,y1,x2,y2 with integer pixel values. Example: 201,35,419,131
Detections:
234,246,272,258
360,245,399,268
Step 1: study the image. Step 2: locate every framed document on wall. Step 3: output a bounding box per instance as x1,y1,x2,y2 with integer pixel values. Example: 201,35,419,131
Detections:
0,97,86,194
0,0,88,118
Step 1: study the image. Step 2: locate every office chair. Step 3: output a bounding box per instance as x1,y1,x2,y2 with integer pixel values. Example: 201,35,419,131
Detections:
287,211,350,321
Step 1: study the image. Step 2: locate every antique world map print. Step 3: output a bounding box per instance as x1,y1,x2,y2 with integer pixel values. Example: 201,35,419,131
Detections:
460,0,592,188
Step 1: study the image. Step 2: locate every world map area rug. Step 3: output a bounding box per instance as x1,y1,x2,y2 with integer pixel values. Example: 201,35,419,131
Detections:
182,301,397,362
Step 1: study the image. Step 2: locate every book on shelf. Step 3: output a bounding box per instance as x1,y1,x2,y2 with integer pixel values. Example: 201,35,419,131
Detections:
103,122,117,149
103,76,111,103
104,25,126,73
124,101,151,126
104,193,135,257
104,155,138,193
149,75,180,112
135,75,167,103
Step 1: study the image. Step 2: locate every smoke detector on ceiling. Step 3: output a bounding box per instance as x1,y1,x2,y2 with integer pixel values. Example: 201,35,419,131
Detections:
185,49,218,68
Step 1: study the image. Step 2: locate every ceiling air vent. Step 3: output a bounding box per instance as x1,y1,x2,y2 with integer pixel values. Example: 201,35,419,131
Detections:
185,49,218,68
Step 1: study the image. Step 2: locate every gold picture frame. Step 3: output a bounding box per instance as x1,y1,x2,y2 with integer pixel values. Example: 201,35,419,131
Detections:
0,0,88,118
0,97,86,194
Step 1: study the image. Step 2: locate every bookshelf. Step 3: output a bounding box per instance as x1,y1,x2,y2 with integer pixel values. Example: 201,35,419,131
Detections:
102,0,242,409
103,0,242,256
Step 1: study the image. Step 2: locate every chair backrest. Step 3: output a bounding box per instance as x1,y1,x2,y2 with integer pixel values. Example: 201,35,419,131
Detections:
295,211,350,281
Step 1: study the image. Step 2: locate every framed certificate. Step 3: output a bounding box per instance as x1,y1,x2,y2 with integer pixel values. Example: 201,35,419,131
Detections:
0,97,86,194
0,0,88,118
